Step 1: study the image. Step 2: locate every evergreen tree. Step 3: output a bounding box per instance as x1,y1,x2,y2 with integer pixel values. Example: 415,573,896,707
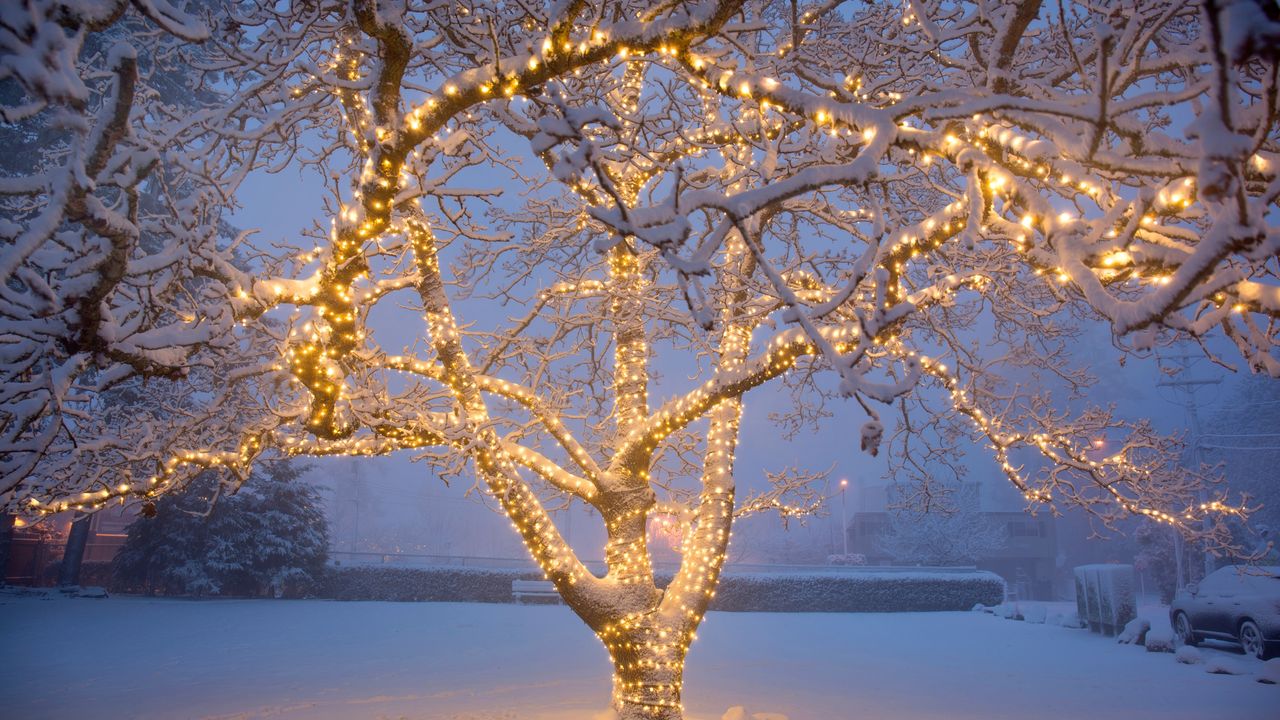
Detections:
114,462,327,597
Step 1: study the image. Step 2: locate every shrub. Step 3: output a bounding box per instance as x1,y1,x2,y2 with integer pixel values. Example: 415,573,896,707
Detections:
706,571,1004,612
314,566,1004,612
320,565,538,603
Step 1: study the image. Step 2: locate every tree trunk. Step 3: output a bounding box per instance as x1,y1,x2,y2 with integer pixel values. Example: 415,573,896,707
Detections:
607,620,689,720
58,512,92,587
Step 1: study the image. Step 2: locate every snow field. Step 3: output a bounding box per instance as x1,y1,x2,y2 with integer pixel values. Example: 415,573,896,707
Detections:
0,595,1274,719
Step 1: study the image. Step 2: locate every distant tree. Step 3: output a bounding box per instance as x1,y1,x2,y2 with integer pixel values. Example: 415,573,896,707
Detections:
1205,377,1280,561
114,462,327,597
1135,518,1209,602
878,484,1007,566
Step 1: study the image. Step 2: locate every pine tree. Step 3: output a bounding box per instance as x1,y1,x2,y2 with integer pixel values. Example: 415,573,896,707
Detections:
114,462,327,597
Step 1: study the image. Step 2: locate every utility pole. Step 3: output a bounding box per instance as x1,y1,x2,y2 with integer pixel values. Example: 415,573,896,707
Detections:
1156,352,1220,581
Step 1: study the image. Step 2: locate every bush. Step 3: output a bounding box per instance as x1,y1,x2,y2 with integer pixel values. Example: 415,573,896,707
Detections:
1144,629,1175,653
314,566,1004,612
705,571,1004,612
320,566,542,603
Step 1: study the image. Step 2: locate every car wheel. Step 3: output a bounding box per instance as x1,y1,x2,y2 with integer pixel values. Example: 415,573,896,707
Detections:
1239,620,1268,660
1174,612,1198,647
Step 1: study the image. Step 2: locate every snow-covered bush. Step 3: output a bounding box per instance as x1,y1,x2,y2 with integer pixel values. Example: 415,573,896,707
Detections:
316,567,1004,612
1144,629,1175,653
113,462,327,597
320,566,536,603
1174,646,1204,665
1117,618,1151,645
705,571,1004,613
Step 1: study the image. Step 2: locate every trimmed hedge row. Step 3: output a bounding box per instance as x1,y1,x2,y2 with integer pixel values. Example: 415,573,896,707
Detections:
319,566,546,603
319,565,1005,612
705,571,1005,612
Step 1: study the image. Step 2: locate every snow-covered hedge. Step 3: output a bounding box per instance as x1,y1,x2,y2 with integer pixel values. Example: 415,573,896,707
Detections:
316,567,1005,610
320,566,541,603
701,571,1005,613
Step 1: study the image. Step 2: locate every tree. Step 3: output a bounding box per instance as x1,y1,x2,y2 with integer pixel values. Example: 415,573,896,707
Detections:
3,1,1279,717
113,461,328,597
878,483,1007,566
1,0,253,586
0,0,274,506
1204,375,1280,561
1134,517,1206,603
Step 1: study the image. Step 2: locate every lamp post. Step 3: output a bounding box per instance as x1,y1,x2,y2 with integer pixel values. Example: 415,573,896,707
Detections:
840,478,849,556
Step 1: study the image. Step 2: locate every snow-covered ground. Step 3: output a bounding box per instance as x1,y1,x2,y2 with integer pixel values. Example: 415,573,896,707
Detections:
1,594,1274,720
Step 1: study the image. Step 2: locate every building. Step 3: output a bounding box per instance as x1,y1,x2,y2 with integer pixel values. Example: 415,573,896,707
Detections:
843,481,1061,600
847,510,1059,599
3,507,135,585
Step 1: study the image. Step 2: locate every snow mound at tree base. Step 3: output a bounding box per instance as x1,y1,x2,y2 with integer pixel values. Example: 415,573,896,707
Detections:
592,708,789,720
719,708,790,720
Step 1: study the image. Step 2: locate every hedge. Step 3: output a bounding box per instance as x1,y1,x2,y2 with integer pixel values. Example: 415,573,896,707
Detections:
318,565,1005,612
319,565,547,603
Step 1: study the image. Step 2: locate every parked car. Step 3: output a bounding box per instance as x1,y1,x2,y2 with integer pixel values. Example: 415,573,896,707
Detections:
1170,565,1280,660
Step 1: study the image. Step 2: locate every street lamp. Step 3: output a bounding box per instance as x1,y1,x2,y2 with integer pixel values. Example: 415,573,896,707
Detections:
839,478,849,556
